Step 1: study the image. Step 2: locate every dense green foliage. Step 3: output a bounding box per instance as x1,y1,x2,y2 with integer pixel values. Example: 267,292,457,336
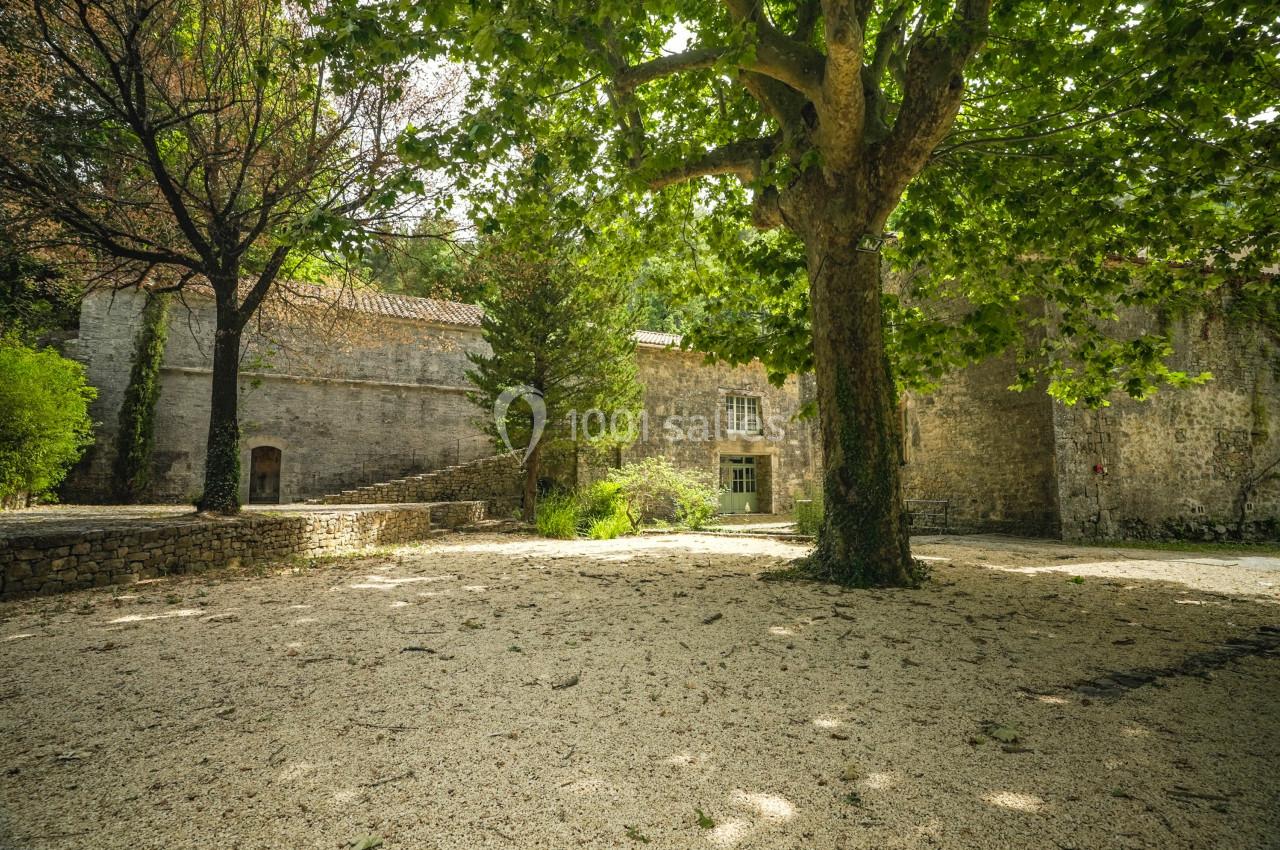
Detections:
0,227,78,342
608,458,720,531
363,218,487,304
533,482,632,539
586,510,633,540
0,336,95,505
534,492,580,539
532,468,718,539
575,480,629,534
465,209,643,518
111,295,170,502
316,0,1278,406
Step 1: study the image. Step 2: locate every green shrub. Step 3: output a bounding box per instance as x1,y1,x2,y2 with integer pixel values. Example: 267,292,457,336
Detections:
0,336,96,506
535,492,579,539
794,482,824,536
535,467,715,539
608,457,720,530
576,479,626,533
586,511,631,540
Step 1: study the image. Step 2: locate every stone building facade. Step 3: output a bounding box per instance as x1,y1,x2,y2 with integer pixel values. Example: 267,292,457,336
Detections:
900,300,1280,540
64,284,1277,540
65,285,819,514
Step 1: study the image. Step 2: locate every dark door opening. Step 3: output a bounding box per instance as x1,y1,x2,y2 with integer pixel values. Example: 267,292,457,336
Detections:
249,446,282,504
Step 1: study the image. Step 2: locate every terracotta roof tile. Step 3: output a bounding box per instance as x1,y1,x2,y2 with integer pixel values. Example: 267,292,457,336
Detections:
171,278,675,344
632,329,683,348
271,281,483,326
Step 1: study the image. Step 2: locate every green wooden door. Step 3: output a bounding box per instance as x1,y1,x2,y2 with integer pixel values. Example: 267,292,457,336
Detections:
719,456,758,514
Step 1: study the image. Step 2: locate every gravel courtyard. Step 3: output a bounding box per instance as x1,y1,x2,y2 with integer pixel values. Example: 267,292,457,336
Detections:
1,533,1277,850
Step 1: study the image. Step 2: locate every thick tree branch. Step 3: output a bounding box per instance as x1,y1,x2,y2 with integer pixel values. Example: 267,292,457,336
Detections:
646,138,776,190
721,0,824,99
815,0,866,173
871,0,993,210
793,0,821,42
615,47,726,93
868,2,909,86
234,243,290,330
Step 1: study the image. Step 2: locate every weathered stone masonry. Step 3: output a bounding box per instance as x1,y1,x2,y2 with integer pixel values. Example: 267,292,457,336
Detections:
900,298,1279,540
60,282,1278,540
0,502,484,602
65,286,820,513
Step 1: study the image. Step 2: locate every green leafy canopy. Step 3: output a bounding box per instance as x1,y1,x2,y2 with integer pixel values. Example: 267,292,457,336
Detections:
0,336,96,504
314,0,1279,405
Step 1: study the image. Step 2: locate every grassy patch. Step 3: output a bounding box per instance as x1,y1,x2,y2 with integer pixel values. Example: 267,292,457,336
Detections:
534,493,579,539
1097,539,1280,556
587,511,631,540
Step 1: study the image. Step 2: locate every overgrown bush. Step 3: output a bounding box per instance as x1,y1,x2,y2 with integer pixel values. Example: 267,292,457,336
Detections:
0,336,96,506
794,482,824,536
535,480,633,539
609,457,720,530
533,461,721,538
575,479,626,533
587,511,631,540
535,492,579,539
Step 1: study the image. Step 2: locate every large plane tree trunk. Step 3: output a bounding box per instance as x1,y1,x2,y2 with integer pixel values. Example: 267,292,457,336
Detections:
798,194,914,586
197,284,243,513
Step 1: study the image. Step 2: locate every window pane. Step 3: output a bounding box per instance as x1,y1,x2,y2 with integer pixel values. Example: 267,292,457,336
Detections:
725,395,762,432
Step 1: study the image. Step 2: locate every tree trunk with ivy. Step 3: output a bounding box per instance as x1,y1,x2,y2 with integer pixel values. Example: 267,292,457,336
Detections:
196,282,245,514
803,224,913,584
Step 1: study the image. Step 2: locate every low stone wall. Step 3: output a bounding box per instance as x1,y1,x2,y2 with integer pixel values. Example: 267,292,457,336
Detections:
319,453,524,515
0,502,485,601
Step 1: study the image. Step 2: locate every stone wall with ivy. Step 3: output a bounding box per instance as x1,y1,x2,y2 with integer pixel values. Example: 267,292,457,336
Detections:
1052,303,1280,541
111,294,169,501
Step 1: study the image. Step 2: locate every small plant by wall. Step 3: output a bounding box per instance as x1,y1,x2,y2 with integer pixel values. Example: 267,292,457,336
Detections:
112,294,169,502
794,482,824,537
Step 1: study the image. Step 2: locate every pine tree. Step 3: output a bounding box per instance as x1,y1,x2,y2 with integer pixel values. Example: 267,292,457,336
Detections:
466,238,641,522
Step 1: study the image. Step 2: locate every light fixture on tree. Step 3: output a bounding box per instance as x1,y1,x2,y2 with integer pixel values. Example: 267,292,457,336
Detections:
856,233,886,254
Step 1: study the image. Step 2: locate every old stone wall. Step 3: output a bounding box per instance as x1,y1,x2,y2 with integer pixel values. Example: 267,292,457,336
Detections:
66,288,493,504
901,294,1279,541
315,453,524,516
0,502,485,601
619,347,820,513
902,353,1061,535
1052,307,1280,541
68,289,820,514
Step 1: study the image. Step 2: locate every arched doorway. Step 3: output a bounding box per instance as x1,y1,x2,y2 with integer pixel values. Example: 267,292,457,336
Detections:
249,446,282,504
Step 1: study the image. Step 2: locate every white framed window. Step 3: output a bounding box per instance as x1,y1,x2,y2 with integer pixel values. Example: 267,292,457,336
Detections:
724,395,762,434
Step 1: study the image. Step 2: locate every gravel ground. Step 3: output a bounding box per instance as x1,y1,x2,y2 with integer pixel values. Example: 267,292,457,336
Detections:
1,532,1277,850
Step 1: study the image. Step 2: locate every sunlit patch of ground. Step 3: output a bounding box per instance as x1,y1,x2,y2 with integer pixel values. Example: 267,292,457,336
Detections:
0,532,1277,849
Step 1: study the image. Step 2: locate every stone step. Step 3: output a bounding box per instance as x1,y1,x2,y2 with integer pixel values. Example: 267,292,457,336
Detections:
308,453,518,506
456,518,527,534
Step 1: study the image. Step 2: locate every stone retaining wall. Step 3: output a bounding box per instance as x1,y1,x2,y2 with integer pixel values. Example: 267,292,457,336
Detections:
0,502,484,601
318,453,523,515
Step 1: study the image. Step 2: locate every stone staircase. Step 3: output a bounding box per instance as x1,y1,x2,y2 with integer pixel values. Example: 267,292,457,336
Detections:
308,453,523,515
